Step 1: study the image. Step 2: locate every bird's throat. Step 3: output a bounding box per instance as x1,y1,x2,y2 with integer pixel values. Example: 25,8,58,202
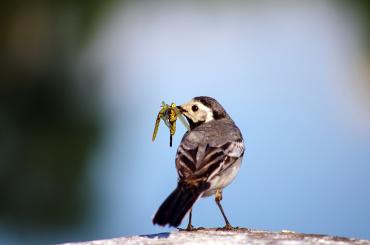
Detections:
186,118,205,130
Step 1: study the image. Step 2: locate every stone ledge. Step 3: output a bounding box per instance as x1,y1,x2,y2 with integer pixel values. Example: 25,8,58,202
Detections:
62,228,370,245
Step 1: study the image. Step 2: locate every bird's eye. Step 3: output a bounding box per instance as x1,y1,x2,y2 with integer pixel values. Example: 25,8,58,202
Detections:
191,105,198,112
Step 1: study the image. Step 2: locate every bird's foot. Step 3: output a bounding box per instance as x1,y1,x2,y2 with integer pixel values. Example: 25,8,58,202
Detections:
217,224,239,231
186,224,195,231
178,226,205,232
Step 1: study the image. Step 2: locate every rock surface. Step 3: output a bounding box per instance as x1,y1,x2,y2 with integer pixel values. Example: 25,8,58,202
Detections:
62,228,370,245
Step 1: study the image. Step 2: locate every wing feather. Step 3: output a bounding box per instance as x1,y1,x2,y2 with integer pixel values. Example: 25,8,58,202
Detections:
176,140,244,180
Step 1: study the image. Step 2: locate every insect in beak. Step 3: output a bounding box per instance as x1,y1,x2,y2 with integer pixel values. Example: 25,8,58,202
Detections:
152,102,190,147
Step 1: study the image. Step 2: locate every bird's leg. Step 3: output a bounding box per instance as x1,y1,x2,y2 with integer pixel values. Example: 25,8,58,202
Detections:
178,208,205,231
186,208,194,231
215,189,234,230
177,209,195,231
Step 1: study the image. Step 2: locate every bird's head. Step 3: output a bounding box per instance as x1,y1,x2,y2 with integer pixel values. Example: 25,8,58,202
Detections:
177,96,230,129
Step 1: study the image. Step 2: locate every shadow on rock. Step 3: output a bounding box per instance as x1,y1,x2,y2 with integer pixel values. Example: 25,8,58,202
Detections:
140,232,171,239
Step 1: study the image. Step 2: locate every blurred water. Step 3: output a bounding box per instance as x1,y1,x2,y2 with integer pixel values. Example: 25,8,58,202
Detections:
86,0,370,241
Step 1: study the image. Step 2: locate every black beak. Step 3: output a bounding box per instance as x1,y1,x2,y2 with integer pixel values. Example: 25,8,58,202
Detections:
177,105,187,113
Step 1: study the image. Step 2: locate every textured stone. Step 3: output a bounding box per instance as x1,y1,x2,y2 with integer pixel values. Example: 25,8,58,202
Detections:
62,228,370,245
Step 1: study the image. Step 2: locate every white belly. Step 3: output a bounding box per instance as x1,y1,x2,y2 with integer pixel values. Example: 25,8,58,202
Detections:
202,157,243,197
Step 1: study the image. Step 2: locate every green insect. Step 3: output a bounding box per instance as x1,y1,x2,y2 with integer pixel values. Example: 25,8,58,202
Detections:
152,101,189,147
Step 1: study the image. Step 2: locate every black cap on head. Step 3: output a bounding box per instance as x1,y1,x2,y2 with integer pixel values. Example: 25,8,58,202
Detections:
193,96,229,120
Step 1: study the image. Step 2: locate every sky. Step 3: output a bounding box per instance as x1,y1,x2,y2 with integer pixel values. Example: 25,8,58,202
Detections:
81,0,370,241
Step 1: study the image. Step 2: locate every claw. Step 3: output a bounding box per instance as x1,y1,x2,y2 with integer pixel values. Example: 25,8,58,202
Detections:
178,226,205,232
216,224,239,231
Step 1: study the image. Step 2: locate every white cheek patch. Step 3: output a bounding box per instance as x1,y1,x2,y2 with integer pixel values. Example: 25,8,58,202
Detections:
196,102,214,122
181,100,214,123
183,110,198,123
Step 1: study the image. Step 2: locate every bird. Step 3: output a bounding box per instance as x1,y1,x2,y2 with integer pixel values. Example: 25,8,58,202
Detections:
152,96,245,230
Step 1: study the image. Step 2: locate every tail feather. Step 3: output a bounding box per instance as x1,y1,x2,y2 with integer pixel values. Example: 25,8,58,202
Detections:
153,181,209,227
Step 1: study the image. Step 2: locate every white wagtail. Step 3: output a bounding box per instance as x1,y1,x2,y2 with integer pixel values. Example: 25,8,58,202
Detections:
153,96,245,230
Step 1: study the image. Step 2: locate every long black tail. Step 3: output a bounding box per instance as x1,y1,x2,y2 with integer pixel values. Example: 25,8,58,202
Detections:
153,181,209,227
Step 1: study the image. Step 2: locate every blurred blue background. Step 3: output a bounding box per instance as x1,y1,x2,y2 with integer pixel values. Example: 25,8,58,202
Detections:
1,1,370,244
